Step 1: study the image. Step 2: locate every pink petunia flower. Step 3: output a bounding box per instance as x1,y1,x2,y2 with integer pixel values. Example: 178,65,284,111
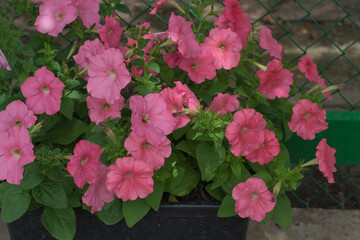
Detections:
225,108,266,156
86,95,125,124
87,48,130,104
0,49,11,71
245,129,280,165
73,38,105,73
106,157,154,201
174,81,201,111
124,131,171,170
99,16,122,49
21,66,65,115
72,0,101,29
82,164,114,213
202,28,242,70
178,49,216,84
160,87,190,130
0,100,37,131
164,50,183,69
130,93,176,146
214,0,251,48
67,140,102,189
0,126,36,185
232,178,276,222
34,0,77,37
209,93,239,116
256,59,294,99
288,99,328,140
168,13,200,58
316,139,337,183
298,55,319,82
150,0,167,15
258,28,283,59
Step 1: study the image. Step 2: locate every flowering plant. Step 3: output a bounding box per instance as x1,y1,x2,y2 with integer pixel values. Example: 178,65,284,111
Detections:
0,0,339,239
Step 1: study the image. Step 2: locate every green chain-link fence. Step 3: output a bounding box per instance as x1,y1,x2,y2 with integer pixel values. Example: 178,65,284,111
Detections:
116,0,360,209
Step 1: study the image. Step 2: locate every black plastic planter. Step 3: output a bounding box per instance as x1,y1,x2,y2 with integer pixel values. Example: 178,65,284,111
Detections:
8,203,249,240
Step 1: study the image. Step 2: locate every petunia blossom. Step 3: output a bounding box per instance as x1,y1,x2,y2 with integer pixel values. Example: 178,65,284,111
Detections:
164,50,183,69
0,49,11,71
99,16,122,49
150,0,167,15
67,140,102,189
87,48,130,104
298,55,319,82
73,38,105,74
209,93,239,116
256,59,294,99
178,49,216,84
34,0,77,37
245,129,280,165
72,0,101,29
168,13,200,58
232,178,276,222
288,99,328,140
316,139,337,183
258,28,283,59
0,100,37,131
86,95,125,124
124,131,171,170
130,93,176,146
202,28,242,70
160,87,190,130
82,164,114,213
174,81,201,111
225,108,266,156
21,66,65,115
214,0,251,48
0,126,36,185
106,157,154,201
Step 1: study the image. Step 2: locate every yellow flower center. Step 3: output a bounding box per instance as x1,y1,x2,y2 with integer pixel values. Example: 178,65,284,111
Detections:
41,86,50,94
81,157,88,166
11,148,21,159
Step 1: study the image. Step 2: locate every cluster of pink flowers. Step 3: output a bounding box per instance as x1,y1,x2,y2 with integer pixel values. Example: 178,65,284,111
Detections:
164,0,251,84
0,101,37,184
33,0,101,37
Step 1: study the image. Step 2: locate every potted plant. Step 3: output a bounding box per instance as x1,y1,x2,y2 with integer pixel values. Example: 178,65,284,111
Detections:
0,0,340,239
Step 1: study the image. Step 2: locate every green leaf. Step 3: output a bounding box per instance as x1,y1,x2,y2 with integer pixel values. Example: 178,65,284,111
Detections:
122,198,151,227
273,195,292,229
48,117,87,145
211,164,229,189
217,195,237,217
148,61,160,73
68,191,81,208
117,3,131,15
230,159,242,180
172,124,190,140
33,181,68,209
41,206,76,240
196,142,226,181
44,165,65,182
96,198,123,225
1,185,31,223
60,97,74,120
175,140,196,158
130,58,144,67
0,183,11,208
167,162,200,196
20,162,43,189
65,79,80,89
164,166,185,192
145,182,164,211
48,61,61,71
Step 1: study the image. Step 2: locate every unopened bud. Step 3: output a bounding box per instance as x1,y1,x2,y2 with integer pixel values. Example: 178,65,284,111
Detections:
251,61,267,72
159,38,175,48
322,84,346,93
125,49,135,58
172,108,198,117
272,180,282,198
99,122,117,143
301,158,319,168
